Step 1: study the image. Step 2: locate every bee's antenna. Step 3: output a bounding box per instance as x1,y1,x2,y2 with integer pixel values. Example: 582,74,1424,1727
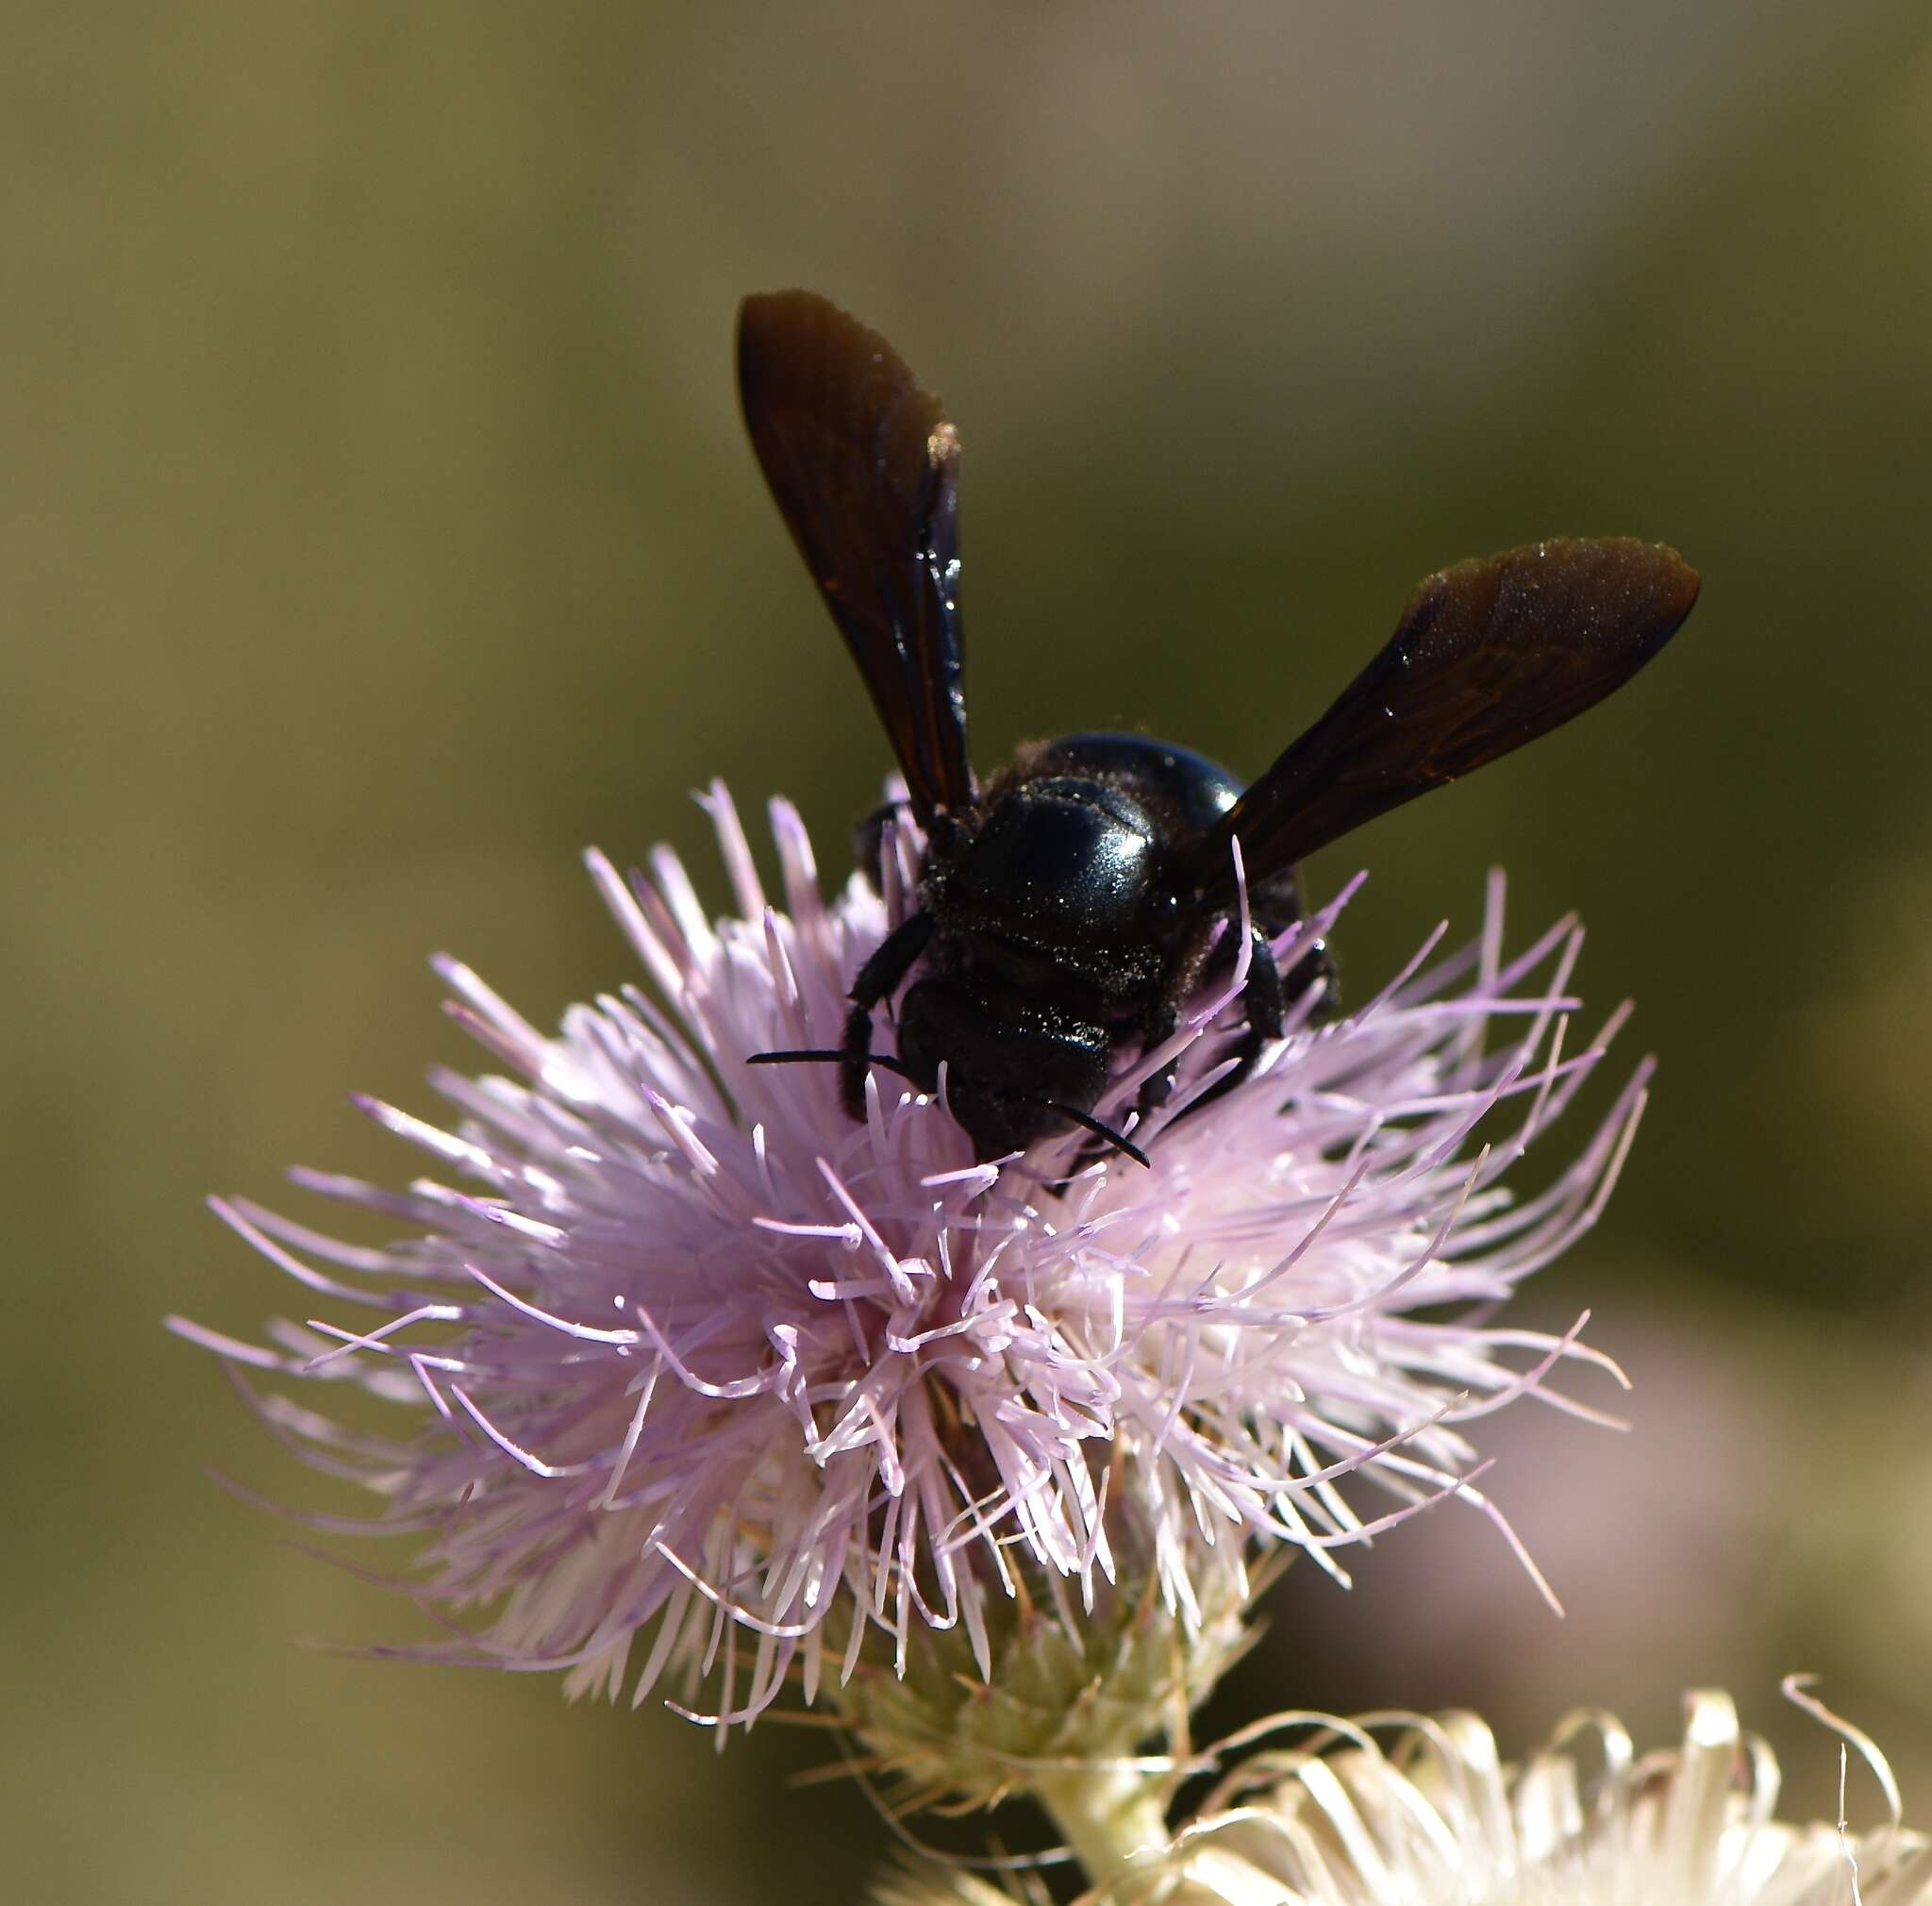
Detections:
747,1049,925,1085
1019,1099,1151,1169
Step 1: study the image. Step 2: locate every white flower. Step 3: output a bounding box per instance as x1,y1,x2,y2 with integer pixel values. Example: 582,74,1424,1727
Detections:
1141,1689,1932,1905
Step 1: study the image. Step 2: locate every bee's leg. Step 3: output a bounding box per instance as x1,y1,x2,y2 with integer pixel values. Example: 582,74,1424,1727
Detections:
1224,925,1287,1090
1061,917,1297,1180
1162,927,1289,1123
1281,935,1338,1023
853,798,913,892
1132,1002,1183,1123
839,911,935,1118
1047,991,1179,1187
1120,909,1227,1133
1249,869,1337,1028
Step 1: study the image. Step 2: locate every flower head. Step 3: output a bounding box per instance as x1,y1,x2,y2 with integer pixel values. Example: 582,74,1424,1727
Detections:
175,787,1642,1735
1076,1687,1932,1906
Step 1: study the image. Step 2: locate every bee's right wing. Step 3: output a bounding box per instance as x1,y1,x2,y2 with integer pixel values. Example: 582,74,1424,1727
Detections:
738,291,973,819
1185,537,1701,905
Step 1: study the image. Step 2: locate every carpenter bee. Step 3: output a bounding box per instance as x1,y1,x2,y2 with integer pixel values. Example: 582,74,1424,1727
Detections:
741,290,1698,1166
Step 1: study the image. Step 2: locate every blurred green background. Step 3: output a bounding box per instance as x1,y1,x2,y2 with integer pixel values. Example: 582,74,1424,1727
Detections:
10,3,1932,1899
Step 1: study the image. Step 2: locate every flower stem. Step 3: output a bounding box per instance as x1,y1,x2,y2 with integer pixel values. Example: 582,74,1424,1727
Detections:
1034,1764,1170,1895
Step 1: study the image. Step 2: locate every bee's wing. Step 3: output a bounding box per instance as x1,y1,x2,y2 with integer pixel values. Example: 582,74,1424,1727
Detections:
1186,538,1700,903
738,291,973,818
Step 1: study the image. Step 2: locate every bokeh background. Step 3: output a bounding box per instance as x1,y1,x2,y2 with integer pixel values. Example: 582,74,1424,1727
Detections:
9,3,1932,1899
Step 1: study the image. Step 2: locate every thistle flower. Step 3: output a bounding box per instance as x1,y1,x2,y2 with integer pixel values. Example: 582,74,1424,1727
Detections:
1030,1686,1932,1906
174,785,1641,1755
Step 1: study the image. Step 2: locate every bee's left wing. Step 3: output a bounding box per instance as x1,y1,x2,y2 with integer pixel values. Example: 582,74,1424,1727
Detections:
1185,537,1700,905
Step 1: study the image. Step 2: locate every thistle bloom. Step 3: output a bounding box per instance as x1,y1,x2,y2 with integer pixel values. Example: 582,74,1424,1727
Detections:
175,786,1642,1737
1019,1688,1931,1906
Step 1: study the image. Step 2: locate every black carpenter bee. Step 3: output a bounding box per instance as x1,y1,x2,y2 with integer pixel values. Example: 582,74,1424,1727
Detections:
740,290,1699,1166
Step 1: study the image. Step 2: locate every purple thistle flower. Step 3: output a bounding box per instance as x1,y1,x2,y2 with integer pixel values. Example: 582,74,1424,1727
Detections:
175,785,1643,1731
